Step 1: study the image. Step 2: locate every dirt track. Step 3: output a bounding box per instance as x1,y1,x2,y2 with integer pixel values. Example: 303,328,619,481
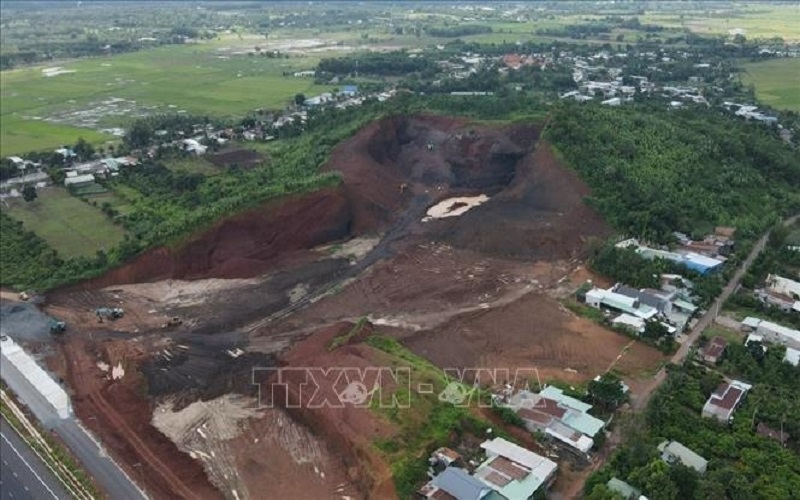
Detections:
39,114,662,499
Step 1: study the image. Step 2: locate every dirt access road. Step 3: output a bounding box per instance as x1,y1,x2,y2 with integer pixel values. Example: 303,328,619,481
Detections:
560,214,800,499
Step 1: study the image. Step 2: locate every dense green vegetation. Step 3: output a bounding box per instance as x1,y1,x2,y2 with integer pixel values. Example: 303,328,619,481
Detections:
545,103,800,244
586,356,800,500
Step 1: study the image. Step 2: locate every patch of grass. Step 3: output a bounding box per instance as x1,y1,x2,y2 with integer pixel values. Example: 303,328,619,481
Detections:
741,58,800,112
71,183,108,196
703,324,745,344
329,317,368,351
0,118,110,157
365,335,493,498
163,156,220,176
564,299,607,323
4,187,126,258
643,5,800,41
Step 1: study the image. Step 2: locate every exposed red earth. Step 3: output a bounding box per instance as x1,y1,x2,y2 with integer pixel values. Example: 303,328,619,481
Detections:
32,115,663,499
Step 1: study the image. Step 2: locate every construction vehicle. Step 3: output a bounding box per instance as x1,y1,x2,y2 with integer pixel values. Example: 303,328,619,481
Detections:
18,291,30,301
162,317,183,329
50,320,67,334
95,307,124,323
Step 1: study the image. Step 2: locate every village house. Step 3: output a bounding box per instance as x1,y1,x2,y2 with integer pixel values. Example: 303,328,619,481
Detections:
702,336,727,364
617,238,725,275
417,466,493,500
417,438,557,500
784,347,800,367
182,139,207,155
504,387,605,454
64,172,95,188
585,286,658,321
606,477,644,500
741,317,800,350
658,440,708,474
756,274,800,313
473,438,558,499
432,447,463,468
702,380,752,423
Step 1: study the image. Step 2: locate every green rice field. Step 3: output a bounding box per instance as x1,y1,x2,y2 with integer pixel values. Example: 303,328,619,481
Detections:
0,40,330,155
741,58,800,112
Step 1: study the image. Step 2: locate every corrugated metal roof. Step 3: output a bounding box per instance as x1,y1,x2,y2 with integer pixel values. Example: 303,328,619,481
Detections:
0,336,71,418
432,467,491,500
659,440,708,473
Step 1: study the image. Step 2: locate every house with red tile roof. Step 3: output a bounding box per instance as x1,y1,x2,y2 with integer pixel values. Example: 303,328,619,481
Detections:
702,380,752,423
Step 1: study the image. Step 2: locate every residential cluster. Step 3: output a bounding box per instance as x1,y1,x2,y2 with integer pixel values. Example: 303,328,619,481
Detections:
754,274,800,314
583,274,700,337
62,156,138,189
497,386,606,456
742,316,800,366
418,437,557,500
616,226,735,276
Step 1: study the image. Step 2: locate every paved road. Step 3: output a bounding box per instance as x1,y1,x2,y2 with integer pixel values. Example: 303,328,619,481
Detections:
1,345,147,499
0,417,68,500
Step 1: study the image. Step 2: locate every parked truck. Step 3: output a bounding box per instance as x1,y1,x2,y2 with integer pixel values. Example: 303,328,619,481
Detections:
95,307,124,322
50,320,67,333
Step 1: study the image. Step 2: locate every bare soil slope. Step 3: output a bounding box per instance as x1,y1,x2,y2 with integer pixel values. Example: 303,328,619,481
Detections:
37,114,647,500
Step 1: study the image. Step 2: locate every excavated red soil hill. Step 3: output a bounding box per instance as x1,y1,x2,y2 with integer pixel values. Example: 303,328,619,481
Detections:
80,188,352,287
434,139,612,260
268,322,399,499
67,114,607,290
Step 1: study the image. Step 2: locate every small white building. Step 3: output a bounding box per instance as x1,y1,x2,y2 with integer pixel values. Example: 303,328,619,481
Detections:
742,317,800,350
784,347,800,366
64,173,95,186
183,139,207,155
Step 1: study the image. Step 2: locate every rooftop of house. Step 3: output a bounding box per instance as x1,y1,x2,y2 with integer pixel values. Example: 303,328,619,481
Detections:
743,317,800,344
476,438,557,499
479,437,557,480
539,386,592,414
545,420,594,453
658,440,708,473
432,466,492,500
784,347,800,367
607,477,641,499
613,284,668,310
704,380,752,416
434,447,462,463
703,336,727,360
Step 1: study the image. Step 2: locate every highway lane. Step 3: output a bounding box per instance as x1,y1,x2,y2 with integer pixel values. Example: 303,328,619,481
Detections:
0,417,68,500
2,344,147,499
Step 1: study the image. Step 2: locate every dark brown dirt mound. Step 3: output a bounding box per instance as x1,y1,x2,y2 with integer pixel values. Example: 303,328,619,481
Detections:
325,114,538,233
207,148,265,168
434,140,612,260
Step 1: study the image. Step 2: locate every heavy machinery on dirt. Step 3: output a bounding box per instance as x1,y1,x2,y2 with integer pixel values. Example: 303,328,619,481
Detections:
50,320,67,334
162,317,183,329
95,307,124,323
